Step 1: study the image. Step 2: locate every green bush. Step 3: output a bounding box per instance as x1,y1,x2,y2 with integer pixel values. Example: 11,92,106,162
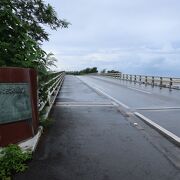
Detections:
40,116,54,129
0,144,32,180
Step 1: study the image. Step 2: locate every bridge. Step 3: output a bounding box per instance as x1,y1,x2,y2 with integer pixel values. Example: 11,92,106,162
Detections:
14,73,180,180
79,74,180,144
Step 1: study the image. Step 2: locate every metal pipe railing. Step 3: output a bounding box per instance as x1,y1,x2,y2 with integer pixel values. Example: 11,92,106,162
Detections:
99,73,180,90
39,71,65,119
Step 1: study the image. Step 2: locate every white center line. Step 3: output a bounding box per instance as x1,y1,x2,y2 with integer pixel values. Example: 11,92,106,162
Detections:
92,86,130,109
127,87,152,94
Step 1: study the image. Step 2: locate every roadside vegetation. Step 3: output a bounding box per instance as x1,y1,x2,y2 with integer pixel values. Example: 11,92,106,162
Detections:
66,68,121,75
0,0,69,118
0,0,69,88
0,0,69,179
66,67,98,75
0,144,32,180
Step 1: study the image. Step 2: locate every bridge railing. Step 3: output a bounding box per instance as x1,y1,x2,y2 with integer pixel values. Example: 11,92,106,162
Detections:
39,71,65,119
99,73,180,89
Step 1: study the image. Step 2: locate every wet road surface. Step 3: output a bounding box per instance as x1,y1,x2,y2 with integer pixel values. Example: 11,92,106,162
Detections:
79,75,180,137
15,75,180,180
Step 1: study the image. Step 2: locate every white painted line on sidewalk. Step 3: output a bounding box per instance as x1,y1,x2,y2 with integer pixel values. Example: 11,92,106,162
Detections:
134,112,180,146
55,104,115,107
136,107,180,111
56,101,112,105
78,77,130,109
127,87,152,94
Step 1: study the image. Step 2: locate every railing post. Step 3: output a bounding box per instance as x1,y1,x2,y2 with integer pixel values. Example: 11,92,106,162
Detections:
123,74,125,80
139,75,141,83
119,73,122,79
145,76,147,85
134,75,137,83
126,74,128,80
152,76,154,87
130,75,132,82
169,78,173,89
160,77,163,87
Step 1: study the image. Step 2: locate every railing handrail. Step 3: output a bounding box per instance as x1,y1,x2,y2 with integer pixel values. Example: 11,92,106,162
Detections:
39,71,65,113
99,72,180,89
122,73,180,79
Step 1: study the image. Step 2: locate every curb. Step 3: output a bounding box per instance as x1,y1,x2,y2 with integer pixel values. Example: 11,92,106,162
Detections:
134,112,180,147
18,126,43,152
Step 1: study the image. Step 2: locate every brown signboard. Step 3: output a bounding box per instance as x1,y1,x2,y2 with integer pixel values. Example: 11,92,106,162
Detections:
0,68,39,147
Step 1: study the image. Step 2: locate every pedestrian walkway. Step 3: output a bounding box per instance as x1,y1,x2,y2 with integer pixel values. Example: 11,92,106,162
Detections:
15,75,180,180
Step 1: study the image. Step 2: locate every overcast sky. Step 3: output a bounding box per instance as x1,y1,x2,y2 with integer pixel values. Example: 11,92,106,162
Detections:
43,0,180,77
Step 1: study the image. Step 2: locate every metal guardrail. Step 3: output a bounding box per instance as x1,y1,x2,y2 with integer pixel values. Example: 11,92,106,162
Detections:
39,71,65,119
100,73,180,90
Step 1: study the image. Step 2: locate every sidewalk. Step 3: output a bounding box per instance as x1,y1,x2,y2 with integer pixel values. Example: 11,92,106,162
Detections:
15,75,180,180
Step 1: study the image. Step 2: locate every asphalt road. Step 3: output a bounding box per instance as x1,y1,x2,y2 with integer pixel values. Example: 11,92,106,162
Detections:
14,75,180,180
79,75,180,137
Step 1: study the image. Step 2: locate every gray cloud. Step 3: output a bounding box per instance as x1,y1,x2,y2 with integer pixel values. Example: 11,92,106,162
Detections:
43,0,180,77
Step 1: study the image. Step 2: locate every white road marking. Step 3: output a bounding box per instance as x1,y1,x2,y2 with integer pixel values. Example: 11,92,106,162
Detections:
56,101,112,105
77,76,180,147
127,87,152,94
134,112,180,146
78,77,130,109
92,86,130,109
136,107,180,111
55,101,115,107
55,104,115,107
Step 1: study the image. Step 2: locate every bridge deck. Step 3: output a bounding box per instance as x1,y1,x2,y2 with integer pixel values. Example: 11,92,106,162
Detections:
15,75,180,180
79,75,180,138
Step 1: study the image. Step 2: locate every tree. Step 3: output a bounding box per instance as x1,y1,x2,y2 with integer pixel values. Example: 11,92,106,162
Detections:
101,69,106,73
0,0,69,68
42,52,58,70
91,67,98,73
107,70,120,73
78,67,98,75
